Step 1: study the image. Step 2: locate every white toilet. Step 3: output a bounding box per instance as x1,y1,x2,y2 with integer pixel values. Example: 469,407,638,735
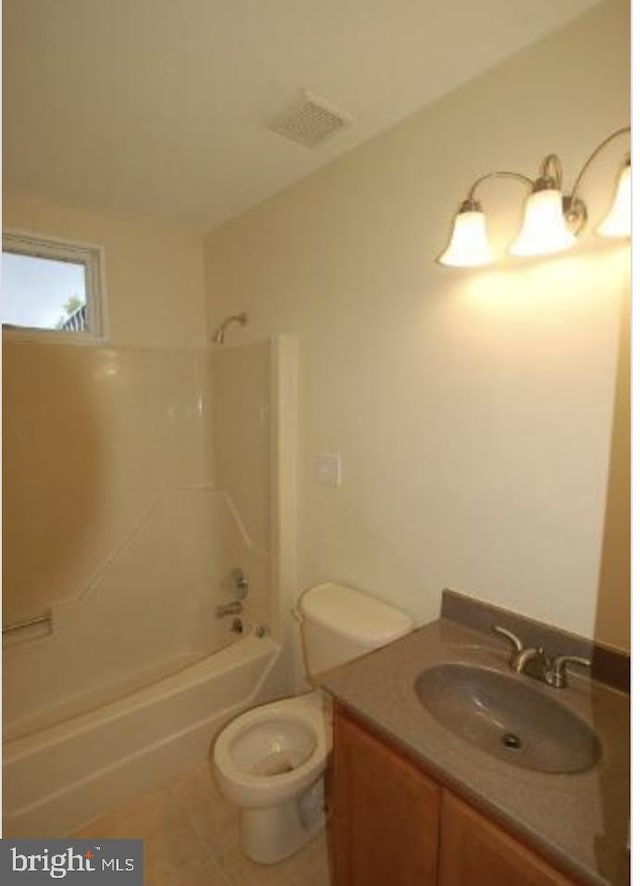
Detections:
212,582,413,864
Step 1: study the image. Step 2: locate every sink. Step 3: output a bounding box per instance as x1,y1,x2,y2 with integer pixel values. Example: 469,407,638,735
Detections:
414,663,600,774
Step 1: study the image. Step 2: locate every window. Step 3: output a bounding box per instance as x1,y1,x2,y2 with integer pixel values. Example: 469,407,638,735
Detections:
2,231,106,341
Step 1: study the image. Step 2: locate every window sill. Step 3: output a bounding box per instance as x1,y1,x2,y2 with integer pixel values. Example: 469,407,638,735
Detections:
2,327,108,346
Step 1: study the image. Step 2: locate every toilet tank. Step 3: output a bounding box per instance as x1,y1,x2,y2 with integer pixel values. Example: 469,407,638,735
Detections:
299,582,413,678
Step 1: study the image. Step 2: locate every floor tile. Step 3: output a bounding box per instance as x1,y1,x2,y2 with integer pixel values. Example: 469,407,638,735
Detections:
218,830,330,886
73,781,214,886
167,760,239,854
72,762,331,886
173,860,231,886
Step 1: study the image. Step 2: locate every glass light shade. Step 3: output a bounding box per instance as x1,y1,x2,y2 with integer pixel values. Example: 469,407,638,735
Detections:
509,188,576,257
438,209,494,267
597,162,631,237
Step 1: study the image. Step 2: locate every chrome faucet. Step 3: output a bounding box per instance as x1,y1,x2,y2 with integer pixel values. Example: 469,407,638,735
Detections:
492,626,549,680
492,625,591,688
545,654,592,688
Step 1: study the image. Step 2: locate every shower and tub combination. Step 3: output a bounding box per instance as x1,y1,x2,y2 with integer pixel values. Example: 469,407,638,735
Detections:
2,329,297,838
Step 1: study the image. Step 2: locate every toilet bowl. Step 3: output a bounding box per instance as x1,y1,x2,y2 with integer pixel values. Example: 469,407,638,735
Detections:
211,582,413,864
212,691,331,864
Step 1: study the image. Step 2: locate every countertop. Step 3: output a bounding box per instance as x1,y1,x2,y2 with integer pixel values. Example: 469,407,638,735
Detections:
320,618,630,886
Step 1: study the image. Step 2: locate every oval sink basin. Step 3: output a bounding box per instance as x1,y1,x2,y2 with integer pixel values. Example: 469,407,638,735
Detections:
415,663,600,774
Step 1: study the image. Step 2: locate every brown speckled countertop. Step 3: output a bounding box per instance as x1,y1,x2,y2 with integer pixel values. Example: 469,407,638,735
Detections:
320,618,630,886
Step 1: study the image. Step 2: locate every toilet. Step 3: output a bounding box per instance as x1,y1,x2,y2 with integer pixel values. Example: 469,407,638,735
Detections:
212,582,413,864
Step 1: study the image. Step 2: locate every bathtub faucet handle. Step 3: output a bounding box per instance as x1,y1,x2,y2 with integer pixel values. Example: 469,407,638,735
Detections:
224,567,249,600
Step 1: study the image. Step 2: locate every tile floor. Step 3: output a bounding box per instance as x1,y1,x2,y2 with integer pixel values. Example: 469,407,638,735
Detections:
72,761,331,886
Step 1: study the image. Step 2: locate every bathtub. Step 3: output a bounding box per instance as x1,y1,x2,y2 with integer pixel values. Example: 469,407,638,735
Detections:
3,634,281,838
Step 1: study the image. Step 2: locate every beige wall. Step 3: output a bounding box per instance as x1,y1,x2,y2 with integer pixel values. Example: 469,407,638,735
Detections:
204,0,630,648
595,285,630,651
3,193,207,349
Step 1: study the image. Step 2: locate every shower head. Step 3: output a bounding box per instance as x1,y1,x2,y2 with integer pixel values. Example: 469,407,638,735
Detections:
212,312,248,344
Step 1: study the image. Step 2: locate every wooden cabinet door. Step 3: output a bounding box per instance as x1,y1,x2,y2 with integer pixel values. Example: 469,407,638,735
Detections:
439,791,578,886
332,705,440,886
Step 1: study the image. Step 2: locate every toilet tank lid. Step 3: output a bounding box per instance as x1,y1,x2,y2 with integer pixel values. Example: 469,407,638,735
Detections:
299,583,413,648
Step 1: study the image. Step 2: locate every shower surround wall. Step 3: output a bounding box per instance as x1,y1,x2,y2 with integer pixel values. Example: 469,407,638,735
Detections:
2,337,286,834
3,344,208,629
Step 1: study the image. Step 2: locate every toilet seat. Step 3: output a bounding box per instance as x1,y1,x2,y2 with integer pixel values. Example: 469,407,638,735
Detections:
213,692,330,808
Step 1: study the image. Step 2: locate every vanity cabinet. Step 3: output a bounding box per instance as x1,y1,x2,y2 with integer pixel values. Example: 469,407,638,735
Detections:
331,704,580,886
332,702,441,885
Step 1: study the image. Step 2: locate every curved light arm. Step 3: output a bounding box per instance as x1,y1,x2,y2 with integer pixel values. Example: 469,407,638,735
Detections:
568,126,631,205
467,170,534,202
539,154,563,188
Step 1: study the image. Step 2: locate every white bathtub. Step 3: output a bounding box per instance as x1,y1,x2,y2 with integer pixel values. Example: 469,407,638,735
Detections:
2,634,281,838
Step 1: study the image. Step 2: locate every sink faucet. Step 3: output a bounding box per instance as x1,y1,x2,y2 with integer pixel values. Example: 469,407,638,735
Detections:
492,626,549,680
492,625,591,688
545,654,592,688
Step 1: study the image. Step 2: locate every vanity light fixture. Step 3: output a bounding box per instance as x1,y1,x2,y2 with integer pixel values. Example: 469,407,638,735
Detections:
438,126,631,267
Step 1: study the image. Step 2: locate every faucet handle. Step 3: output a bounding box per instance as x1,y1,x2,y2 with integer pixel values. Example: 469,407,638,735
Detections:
492,625,524,653
546,655,592,689
223,567,249,600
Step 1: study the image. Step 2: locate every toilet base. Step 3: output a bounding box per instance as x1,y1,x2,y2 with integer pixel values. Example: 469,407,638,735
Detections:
240,775,326,864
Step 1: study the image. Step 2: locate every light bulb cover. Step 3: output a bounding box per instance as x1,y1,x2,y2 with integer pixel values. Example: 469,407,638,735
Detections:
438,201,494,267
597,161,631,238
509,185,576,257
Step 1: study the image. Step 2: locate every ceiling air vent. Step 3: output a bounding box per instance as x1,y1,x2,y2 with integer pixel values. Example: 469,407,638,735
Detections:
269,92,353,148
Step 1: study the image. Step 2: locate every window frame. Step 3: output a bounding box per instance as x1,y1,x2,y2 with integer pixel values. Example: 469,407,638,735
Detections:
2,230,108,344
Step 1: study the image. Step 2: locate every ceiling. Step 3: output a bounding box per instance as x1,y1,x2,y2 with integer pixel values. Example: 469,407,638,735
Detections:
3,0,601,232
